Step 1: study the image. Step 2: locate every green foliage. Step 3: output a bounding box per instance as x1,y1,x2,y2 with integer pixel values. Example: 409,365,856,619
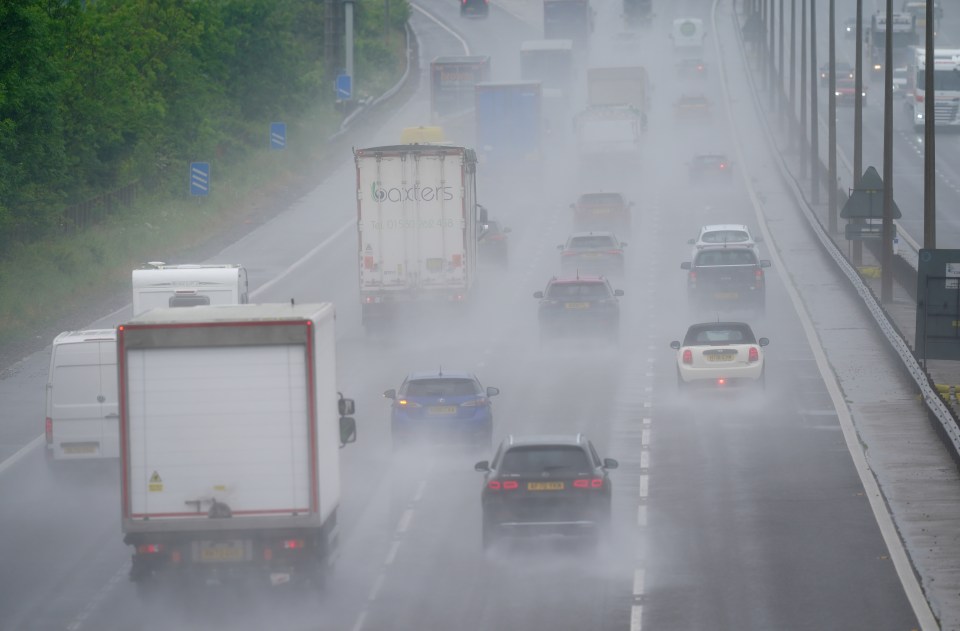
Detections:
0,0,410,254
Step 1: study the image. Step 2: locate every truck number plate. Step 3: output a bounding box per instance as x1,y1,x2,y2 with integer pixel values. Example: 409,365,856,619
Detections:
196,540,249,563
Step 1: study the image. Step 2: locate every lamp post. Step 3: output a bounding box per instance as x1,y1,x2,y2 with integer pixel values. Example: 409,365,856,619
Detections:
344,0,355,86
810,0,820,204
924,0,936,249
800,0,808,179
828,0,837,232
881,0,894,302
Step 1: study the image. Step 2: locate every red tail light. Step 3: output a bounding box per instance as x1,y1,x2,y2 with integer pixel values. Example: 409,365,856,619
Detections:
137,544,163,554
503,480,519,490
916,93,924,103
45,417,53,445
283,539,305,550
717,378,727,386
264,547,273,561
561,250,579,256
682,349,693,365
755,268,764,289
487,480,501,490
719,163,726,169
171,550,182,563
688,270,697,288
574,478,604,488
748,347,759,362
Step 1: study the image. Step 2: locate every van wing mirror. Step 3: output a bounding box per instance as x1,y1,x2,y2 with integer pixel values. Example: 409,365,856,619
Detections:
760,260,772,268
339,417,357,447
383,389,397,400
338,394,356,416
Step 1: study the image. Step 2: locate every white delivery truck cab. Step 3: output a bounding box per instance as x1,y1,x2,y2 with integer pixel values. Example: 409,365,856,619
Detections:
45,329,119,461
131,262,249,316
671,17,706,59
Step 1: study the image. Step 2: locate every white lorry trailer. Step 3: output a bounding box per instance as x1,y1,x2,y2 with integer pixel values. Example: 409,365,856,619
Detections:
354,144,479,330
131,262,249,316
117,303,357,590
575,66,648,158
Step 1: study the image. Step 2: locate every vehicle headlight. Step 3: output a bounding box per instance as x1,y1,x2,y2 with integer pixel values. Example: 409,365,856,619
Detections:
835,91,841,96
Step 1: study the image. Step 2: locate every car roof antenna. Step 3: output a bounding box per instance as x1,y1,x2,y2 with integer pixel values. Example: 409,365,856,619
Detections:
438,365,443,377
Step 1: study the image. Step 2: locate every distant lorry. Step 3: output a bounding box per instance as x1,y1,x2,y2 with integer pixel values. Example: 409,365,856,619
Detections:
132,262,249,316
354,144,479,330
519,40,575,141
543,0,593,49
908,48,960,131
475,81,543,166
575,67,648,158
430,56,491,121
45,329,119,462
671,17,706,59
867,13,916,78
623,0,652,26
118,303,357,591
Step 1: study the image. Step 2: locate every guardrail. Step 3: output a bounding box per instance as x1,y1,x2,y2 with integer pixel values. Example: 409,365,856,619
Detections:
727,7,960,463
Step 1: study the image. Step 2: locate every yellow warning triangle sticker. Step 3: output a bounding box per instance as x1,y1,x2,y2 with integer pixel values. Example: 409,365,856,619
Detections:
149,471,162,484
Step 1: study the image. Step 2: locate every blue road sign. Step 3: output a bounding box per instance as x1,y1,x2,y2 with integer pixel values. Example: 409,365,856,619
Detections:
336,74,352,101
270,122,286,150
190,162,210,197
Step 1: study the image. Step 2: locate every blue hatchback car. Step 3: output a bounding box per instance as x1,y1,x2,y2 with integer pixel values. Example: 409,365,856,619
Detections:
385,371,499,450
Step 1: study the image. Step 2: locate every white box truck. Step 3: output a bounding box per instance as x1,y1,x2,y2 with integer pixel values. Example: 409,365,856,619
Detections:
45,329,119,461
575,67,648,158
131,262,249,316
354,144,479,329
117,303,357,590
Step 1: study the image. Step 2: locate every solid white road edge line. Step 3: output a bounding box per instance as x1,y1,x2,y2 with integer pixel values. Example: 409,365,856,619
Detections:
630,605,643,631
410,3,471,56
710,0,937,627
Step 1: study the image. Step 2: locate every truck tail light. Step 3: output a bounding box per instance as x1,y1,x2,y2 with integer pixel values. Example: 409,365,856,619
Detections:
748,347,759,363
283,539,305,550
916,93,924,103
137,544,163,554
682,349,693,365
45,417,53,445
264,547,273,561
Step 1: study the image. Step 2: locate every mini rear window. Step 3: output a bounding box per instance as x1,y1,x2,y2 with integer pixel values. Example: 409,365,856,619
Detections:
695,248,758,265
579,193,624,207
701,230,749,243
402,378,481,397
569,236,616,249
684,324,757,345
500,446,591,474
546,282,611,300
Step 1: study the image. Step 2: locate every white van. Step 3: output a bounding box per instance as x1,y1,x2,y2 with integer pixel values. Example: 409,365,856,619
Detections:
131,262,249,316
671,17,706,59
45,329,119,461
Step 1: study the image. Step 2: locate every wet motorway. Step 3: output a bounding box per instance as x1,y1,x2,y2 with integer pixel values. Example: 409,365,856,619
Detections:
0,0,926,629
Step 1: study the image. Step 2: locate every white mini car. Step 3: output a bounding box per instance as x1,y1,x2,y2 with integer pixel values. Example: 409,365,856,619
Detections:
670,322,769,389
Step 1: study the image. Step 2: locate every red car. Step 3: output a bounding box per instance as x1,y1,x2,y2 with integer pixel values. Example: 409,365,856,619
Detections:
835,78,867,106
